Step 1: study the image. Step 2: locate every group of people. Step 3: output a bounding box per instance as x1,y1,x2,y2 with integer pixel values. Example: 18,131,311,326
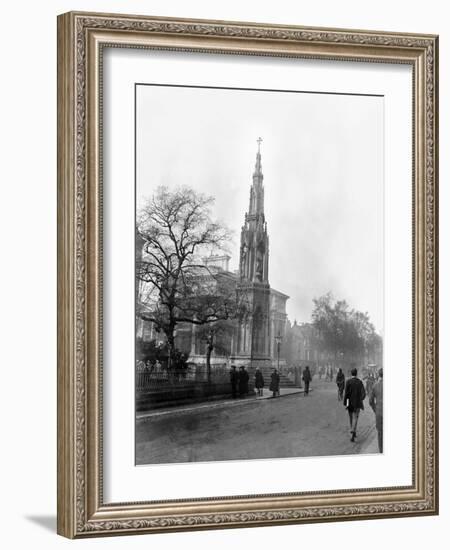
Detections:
136,359,163,373
230,365,314,399
337,366,383,451
229,365,250,398
230,366,280,398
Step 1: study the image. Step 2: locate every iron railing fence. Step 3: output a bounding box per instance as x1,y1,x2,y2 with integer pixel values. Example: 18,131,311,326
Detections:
136,362,231,391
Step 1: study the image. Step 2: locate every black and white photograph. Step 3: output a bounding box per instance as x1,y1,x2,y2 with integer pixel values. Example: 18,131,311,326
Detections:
135,83,384,465
1,0,442,545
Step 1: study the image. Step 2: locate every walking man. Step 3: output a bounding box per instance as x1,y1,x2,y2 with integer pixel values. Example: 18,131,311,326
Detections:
343,367,366,441
369,368,383,452
302,365,312,396
230,365,238,398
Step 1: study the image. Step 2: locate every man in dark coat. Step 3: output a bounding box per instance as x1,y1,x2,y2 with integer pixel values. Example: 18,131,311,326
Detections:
254,367,265,396
230,365,238,398
343,367,366,441
238,366,249,396
269,369,280,397
302,366,312,395
369,368,383,452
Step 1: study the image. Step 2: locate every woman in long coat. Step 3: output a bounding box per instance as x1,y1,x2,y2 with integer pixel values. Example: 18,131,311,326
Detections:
238,366,249,396
254,368,265,396
336,367,345,401
269,369,280,397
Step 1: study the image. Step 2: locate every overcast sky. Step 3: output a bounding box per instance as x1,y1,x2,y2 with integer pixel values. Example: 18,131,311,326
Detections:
136,84,384,333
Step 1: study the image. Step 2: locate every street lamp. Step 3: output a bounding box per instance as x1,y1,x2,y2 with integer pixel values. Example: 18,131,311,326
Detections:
274,333,282,371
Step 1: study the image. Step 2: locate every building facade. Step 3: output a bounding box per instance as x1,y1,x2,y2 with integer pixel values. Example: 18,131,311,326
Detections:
285,321,324,367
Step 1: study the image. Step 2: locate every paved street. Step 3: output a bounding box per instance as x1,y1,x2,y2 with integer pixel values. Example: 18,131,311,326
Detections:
136,380,378,464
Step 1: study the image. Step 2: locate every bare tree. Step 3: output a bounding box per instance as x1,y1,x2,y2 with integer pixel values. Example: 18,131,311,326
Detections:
136,186,236,370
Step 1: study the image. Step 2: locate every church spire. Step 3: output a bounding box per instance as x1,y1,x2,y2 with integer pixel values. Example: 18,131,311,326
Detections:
249,138,265,216
253,137,264,186
253,137,263,179
239,139,270,284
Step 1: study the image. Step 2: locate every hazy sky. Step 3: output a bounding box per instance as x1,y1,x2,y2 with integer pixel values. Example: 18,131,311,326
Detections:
136,84,384,333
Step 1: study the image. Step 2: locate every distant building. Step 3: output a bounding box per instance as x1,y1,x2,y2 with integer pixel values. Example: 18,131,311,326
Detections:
203,254,231,272
285,321,325,367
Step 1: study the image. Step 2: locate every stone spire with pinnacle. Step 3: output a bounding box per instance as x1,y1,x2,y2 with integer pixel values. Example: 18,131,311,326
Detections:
239,138,269,283
248,137,265,218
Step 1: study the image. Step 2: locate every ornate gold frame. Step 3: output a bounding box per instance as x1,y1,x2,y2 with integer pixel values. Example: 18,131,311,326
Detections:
57,11,439,538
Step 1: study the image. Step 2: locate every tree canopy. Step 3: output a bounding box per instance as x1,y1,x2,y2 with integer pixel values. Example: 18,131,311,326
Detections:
311,292,379,363
136,186,238,368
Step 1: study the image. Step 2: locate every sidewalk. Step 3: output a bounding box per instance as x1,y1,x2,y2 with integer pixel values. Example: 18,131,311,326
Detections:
256,387,307,400
359,425,379,454
136,386,304,421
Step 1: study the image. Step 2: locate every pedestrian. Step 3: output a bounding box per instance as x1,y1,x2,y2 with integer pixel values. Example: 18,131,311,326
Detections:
230,365,238,398
336,367,345,401
269,369,280,397
302,365,312,395
255,367,265,396
369,368,383,452
294,366,302,388
238,366,249,396
365,371,375,397
343,367,366,442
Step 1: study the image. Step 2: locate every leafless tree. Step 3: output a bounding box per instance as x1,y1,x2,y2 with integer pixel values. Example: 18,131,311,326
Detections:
136,185,237,370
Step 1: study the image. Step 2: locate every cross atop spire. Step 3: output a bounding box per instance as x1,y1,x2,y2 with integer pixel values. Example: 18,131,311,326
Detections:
257,136,263,153
254,137,263,180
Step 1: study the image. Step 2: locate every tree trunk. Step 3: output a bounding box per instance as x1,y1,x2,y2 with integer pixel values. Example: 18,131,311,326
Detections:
166,330,175,381
206,343,213,384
